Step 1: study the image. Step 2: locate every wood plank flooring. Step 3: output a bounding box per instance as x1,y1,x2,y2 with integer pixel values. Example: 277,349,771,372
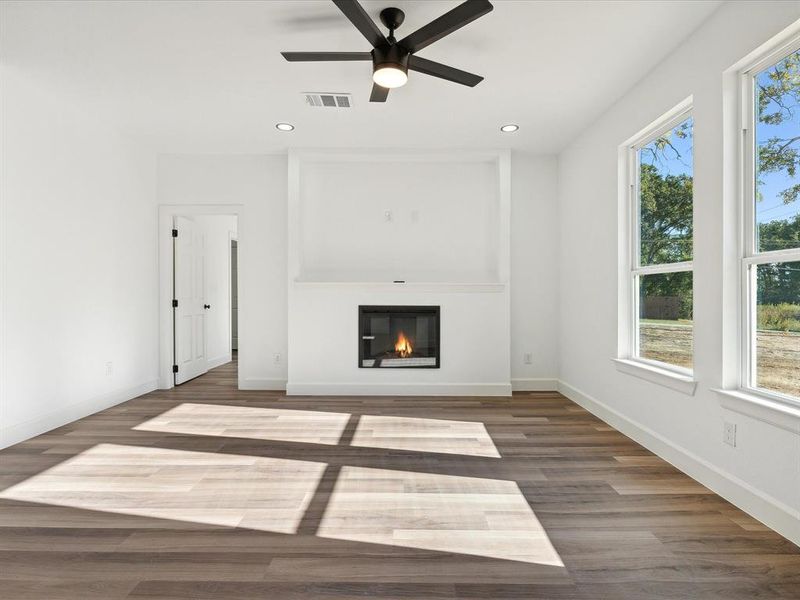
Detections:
0,358,798,599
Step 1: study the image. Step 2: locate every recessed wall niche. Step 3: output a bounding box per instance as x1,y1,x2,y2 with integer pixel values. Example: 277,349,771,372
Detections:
293,153,505,284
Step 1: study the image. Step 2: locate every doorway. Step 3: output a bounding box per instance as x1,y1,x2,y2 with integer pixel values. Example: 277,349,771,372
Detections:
163,210,239,387
231,239,238,357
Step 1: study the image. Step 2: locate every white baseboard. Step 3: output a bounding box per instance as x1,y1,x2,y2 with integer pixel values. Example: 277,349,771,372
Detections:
206,354,232,371
0,380,159,450
240,377,287,391
557,379,800,547
511,378,558,391
286,382,513,396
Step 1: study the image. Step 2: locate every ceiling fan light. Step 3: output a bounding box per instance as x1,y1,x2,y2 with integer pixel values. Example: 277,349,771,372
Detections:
372,65,408,88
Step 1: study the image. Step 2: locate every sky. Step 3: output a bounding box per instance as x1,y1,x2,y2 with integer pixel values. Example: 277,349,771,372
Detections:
640,117,693,178
755,52,799,227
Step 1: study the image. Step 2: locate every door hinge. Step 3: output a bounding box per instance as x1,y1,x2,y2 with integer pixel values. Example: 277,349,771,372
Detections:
172,228,178,238
172,364,179,374
172,299,178,308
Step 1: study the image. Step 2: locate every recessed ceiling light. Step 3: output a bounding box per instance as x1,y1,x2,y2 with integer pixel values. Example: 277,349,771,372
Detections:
500,124,519,133
276,122,295,132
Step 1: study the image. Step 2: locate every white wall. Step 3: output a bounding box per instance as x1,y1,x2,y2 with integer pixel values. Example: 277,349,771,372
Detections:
156,151,560,395
0,67,158,447
298,160,500,283
557,0,800,544
511,153,559,389
196,215,237,368
157,155,288,390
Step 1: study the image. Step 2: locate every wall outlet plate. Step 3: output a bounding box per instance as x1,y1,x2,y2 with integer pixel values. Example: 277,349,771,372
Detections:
723,421,737,447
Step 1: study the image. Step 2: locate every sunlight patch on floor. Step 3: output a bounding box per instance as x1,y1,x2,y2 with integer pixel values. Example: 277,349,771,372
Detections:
350,415,501,458
0,443,326,534
317,466,563,565
134,402,351,445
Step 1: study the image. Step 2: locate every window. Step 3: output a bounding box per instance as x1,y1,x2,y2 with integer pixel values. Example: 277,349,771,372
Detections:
628,110,694,372
742,43,800,403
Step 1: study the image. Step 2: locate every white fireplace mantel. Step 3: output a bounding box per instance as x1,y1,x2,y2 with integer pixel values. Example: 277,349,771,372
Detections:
287,149,512,396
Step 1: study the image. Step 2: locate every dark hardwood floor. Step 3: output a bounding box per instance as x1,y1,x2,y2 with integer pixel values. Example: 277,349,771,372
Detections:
0,358,798,599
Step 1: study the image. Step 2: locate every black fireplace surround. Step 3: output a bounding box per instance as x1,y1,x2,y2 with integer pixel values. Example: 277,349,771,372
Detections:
359,305,440,368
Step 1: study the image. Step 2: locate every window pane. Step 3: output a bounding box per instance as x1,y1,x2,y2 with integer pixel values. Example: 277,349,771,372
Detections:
639,117,693,265
755,49,800,252
638,271,693,369
755,261,800,398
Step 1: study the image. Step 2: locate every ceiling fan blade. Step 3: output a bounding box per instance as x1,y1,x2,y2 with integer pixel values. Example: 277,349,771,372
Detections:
332,0,387,48
408,55,483,87
398,0,493,54
369,83,389,103
281,51,372,62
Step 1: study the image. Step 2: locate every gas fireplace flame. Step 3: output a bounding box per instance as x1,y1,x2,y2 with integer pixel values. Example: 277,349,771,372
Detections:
395,331,413,358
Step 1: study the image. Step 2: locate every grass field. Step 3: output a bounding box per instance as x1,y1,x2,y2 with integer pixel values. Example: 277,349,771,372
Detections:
640,321,800,398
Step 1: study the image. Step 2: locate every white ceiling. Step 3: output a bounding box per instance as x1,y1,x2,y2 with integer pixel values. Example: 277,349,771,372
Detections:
3,0,722,153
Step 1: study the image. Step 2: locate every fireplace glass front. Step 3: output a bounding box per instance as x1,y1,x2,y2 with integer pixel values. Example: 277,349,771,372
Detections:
359,305,440,368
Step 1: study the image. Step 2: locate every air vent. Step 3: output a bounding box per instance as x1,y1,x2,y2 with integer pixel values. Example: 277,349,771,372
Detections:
304,93,352,108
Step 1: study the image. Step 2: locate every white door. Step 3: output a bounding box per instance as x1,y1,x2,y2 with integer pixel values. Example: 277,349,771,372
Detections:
173,216,208,384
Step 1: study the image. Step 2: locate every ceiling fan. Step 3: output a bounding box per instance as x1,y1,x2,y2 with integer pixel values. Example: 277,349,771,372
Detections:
281,0,494,102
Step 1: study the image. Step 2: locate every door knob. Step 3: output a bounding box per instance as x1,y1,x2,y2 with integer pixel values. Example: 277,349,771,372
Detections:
204,304,211,309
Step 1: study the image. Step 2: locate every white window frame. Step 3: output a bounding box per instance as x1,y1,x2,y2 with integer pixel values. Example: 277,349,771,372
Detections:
626,105,694,376
739,38,800,409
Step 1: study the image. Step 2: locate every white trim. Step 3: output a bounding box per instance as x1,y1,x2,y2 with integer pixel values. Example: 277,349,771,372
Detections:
632,261,693,276
742,248,800,266
286,382,513,397
227,230,237,358
625,98,694,151
292,281,506,293
206,353,232,371
714,388,800,434
287,148,512,285
287,149,504,164
511,378,559,392
619,100,695,372
742,28,800,80
613,358,697,396
0,380,158,449
558,380,800,548
240,377,287,391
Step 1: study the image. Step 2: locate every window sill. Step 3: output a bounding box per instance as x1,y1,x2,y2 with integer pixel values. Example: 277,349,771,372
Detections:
713,388,800,435
613,358,697,396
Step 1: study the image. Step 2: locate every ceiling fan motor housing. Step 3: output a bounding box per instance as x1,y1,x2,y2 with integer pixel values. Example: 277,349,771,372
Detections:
372,43,409,74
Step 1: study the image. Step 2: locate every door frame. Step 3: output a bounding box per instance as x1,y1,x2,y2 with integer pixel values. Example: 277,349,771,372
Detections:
229,232,239,355
158,204,243,389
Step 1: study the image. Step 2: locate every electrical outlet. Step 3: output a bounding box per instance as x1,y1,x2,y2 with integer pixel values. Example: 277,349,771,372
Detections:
723,422,737,447
523,353,533,365
273,353,281,364
384,210,393,222
105,361,113,376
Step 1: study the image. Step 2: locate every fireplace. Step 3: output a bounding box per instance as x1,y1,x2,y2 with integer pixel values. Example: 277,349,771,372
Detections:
359,305,440,368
